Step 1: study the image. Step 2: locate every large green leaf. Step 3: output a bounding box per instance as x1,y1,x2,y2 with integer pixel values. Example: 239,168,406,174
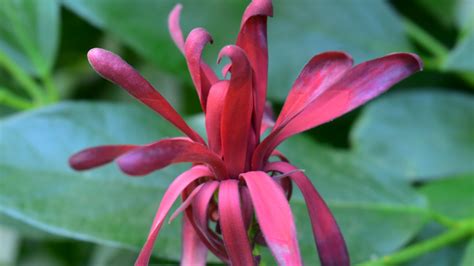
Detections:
444,33,474,72
461,238,474,266
0,0,60,76
62,0,411,101
351,90,474,181
0,102,428,263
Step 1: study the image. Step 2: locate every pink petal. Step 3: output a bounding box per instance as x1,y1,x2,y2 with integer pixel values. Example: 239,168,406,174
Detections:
205,80,229,155
218,45,254,177
184,28,218,111
265,162,350,266
117,138,227,179
253,53,422,169
240,186,254,230
237,0,273,134
87,48,204,144
135,165,212,266
218,180,254,265
260,101,276,135
240,171,302,265
169,183,205,223
181,214,207,266
168,4,185,53
69,145,137,170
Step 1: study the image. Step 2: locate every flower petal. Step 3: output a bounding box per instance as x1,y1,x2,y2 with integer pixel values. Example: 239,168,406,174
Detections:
169,183,205,223
236,0,273,134
168,4,185,53
218,180,254,265
69,145,137,170
218,45,254,177
240,171,302,265
181,214,208,266
135,165,212,266
205,80,229,155
87,48,204,144
184,28,218,111
117,138,227,179
265,162,350,266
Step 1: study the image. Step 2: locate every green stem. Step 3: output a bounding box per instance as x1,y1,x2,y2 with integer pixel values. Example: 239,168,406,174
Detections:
0,50,44,105
358,223,474,266
403,18,449,59
42,73,59,103
0,88,32,110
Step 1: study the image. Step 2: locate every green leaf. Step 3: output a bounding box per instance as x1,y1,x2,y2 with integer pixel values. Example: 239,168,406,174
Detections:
278,137,428,263
444,33,474,72
351,90,474,181
418,174,474,220
0,0,60,76
461,238,474,266
63,0,411,101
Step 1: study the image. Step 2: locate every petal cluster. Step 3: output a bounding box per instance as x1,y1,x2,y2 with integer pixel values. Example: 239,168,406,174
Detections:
69,0,422,265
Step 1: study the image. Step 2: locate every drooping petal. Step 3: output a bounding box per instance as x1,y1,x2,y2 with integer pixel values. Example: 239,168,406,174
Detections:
253,53,422,169
205,80,229,155
240,186,254,230
218,45,253,177
274,51,353,128
265,162,350,266
135,165,212,266
168,4,185,53
218,180,254,266
69,145,137,170
87,48,204,144
181,214,208,266
237,0,273,134
184,28,218,111
240,171,302,265
169,183,205,223
117,138,227,179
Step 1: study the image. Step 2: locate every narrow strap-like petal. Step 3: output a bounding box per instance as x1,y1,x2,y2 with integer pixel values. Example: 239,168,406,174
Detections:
218,45,253,177
205,80,229,155
253,53,422,169
240,186,254,230
168,4,185,53
184,28,218,111
275,51,353,128
265,162,350,266
69,145,137,170
236,0,273,134
218,180,254,266
181,214,208,266
117,138,227,179
169,183,205,223
240,171,302,265
135,165,212,266
87,48,204,144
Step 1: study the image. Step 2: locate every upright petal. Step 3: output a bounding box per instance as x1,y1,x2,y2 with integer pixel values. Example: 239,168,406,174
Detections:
236,0,273,134
117,138,227,179
218,45,253,177
181,214,208,266
87,48,204,144
184,28,218,111
218,180,254,266
69,145,137,170
205,80,229,155
240,171,302,265
135,165,212,266
168,4,185,53
266,162,350,266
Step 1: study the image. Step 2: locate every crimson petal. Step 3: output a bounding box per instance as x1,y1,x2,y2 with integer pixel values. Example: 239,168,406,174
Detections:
69,145,137,170
87,48,204,144
135,165,212,266
169,183,205,223
240,171,302,265
266,162,350,266
218,45,254,177
117,138,227,179
205,80,229,155
181,214,207,266
218,180,254,265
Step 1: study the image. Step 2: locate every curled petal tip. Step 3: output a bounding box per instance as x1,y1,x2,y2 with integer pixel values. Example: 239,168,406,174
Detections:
187,28,213,44
388,52,424,71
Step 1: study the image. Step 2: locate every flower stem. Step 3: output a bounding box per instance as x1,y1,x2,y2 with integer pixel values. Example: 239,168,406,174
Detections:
358,222,474,266
42,73,59,103
0,87,33,110
403,18,448,60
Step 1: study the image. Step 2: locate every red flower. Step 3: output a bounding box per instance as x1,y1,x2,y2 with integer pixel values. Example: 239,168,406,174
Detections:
69,0,422,265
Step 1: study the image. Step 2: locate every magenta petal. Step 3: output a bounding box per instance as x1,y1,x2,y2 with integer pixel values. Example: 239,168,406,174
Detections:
168,4,185,53
240,171,302,265
218,45,254,177
181,214,207,266
205,80,229,155
87,48,204,144
69,145,137,170
169,183,205,223
218,180,254,265
266,162,350,266
117,138,227,179
134,165,212,266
